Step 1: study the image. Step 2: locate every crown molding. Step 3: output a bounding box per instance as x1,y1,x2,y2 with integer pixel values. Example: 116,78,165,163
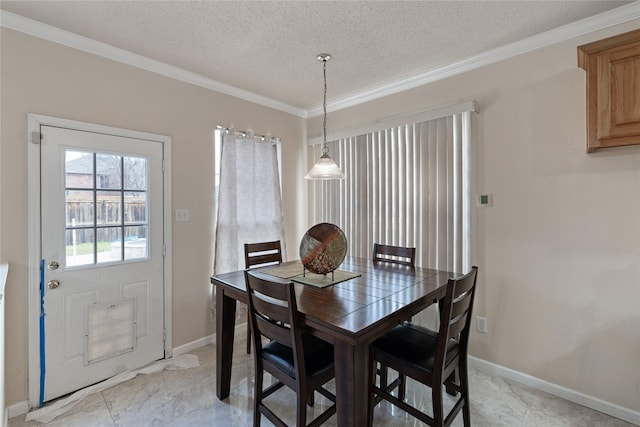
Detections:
0,10,308,118
309,1,640,117
2,2,638,119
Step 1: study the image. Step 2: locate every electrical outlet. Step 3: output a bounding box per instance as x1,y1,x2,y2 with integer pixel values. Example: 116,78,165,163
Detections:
476,316,488,333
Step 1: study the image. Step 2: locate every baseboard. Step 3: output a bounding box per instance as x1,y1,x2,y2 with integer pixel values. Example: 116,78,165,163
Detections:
172,323,247,356
7,400,29,420
469,356,640,426
172,334,215,356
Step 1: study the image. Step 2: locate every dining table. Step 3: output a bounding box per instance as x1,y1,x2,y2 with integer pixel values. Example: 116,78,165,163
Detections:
210,256,457,427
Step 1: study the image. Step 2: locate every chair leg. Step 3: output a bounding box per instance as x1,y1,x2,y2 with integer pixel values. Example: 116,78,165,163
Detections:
459,360,471,427
297,389,307,427
398,373,406,401
432,383,444,426
445,368,457,396
369,353,378,427
308,390,314,407
254,369,263,427
246,310,252,354
379,363,388,389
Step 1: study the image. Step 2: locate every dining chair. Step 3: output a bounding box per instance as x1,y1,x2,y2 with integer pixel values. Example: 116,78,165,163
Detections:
369,266,478,427
244,240,283,354
372,243,416,267
245,270,336,427
372,243,416,388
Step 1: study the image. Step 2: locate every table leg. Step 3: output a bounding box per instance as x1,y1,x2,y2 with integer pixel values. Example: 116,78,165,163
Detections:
334,340,370,427
216,288,237,399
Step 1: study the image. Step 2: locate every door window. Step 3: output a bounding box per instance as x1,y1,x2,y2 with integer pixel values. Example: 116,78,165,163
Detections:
65,150,149,267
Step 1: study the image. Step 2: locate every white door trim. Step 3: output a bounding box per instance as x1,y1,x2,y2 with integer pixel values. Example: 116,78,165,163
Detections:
26,114,173,408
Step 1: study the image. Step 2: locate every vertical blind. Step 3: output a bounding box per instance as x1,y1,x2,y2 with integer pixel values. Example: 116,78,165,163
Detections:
311,113,471,273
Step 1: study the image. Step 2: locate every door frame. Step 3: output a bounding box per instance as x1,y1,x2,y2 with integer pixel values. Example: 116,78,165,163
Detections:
26,114,173,408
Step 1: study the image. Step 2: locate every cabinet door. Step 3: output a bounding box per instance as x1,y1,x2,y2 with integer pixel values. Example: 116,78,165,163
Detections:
578,29,640,152
596,43,640,142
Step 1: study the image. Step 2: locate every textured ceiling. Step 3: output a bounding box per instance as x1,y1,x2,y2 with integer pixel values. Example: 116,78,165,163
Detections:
1,1,636,113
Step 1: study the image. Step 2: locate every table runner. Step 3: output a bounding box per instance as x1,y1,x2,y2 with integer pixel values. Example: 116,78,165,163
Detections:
263,261,360,288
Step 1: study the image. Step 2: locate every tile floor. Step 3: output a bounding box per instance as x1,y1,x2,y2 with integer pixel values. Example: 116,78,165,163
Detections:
8,336,636,427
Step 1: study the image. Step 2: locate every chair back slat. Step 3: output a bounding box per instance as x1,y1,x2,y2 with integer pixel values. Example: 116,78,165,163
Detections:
255,313,293,347
448,288,474,337
373,243,416,267
245,241,283,269
246,271,290,300
252,294,291,324
449,291,472,321
448,307,471,338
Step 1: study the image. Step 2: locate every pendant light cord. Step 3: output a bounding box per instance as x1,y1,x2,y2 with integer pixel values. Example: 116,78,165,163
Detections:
322,58,329,155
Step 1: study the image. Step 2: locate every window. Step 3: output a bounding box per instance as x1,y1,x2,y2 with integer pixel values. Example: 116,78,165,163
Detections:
213,129,286,274
65,150,149,267
310,108,473,272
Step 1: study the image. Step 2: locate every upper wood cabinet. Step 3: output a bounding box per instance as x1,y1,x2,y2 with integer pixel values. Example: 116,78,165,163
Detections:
578,29,640,153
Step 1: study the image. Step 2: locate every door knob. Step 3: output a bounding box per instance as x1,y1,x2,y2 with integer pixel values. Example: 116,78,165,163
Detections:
47,261,60,270
47,280,60,289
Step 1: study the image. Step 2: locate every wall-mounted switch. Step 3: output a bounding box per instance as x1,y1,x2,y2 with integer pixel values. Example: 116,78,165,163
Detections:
175,209,190,222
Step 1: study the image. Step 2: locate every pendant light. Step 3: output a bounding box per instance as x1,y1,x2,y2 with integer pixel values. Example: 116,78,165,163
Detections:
305,53,345,180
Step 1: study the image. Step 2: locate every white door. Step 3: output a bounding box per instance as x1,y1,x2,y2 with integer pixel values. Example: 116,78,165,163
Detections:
40,125,166,402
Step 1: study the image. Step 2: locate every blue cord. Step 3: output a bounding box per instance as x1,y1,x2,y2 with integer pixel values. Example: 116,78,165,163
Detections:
39,259,45,407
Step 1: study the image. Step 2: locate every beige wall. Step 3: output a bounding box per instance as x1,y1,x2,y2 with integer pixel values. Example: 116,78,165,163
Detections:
309,21,640,413
0,28,307,406
2,18,639,416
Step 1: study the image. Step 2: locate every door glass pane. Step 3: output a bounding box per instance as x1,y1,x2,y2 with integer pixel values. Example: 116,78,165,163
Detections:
64,150,151,267
65,151,93,189
66,190,94,227
96,191,121,225
124,226,148,260
124,192,147,224
97,227,122,264
66,228,94,267
96,153,122,189
124,156,147,190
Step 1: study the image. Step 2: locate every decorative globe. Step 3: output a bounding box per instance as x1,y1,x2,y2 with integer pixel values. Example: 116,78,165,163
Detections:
299,223,347,274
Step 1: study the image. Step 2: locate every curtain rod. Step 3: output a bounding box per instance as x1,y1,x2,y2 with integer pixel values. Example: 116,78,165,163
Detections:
216,125,281,144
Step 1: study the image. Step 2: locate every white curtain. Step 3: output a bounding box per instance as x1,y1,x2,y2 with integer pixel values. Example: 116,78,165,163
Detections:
312,113,471,273
214,133,286,274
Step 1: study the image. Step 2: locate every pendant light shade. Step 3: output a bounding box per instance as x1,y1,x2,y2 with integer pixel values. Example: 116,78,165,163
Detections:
304,152,345,180
305,53,345,180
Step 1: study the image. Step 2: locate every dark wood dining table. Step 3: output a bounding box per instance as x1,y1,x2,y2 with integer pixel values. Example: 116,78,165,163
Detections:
210,256,456,427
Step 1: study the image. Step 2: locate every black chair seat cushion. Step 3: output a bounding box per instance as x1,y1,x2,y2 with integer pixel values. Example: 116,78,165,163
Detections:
263,334,334,380
373,323,460,374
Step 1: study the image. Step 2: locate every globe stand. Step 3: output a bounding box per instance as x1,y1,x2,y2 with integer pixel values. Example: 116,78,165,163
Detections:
302,265,335,281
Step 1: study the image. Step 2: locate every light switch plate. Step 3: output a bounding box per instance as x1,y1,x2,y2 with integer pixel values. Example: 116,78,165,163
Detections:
175,209,190,222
